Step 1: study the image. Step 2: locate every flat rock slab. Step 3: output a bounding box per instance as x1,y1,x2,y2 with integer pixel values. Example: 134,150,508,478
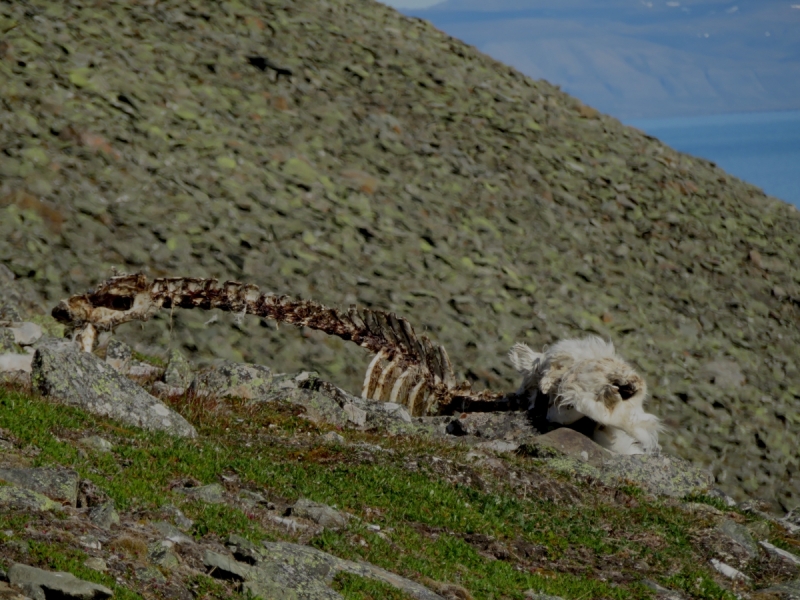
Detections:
289,498,350,529
8,563,113,600
0,467,79,506
207,536,444,600
32,342,196,438
191,361,273,400
523,428,712,497
526,428,612,467
0,485,61,511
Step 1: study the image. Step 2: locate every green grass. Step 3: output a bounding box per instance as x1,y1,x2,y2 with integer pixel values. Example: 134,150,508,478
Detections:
333,572,416,600
0,384,765,599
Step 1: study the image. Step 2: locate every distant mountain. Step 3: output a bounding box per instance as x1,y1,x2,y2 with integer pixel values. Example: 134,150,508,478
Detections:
400,0,800,118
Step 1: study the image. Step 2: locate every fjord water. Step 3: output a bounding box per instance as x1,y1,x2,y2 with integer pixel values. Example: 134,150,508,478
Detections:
626,111,800,208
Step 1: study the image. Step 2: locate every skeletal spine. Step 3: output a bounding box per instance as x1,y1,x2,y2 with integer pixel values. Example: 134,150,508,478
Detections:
52,274,501,415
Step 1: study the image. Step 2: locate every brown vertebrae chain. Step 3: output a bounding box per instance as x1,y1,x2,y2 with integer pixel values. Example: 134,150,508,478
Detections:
52,274,504,415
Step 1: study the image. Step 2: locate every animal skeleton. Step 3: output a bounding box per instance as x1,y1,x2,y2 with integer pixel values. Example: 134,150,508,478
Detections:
52,274,661,453
509,337,661,454
51,274,501,416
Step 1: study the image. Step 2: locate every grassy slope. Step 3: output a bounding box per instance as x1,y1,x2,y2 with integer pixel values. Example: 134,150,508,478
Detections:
0,0,798,508
3,382,800,599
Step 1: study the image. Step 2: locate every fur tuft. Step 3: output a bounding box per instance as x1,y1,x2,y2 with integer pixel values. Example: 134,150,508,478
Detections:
510,336,661,455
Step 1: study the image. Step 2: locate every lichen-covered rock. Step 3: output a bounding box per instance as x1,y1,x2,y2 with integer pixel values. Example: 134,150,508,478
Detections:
190,361,273,400
7,563,113,600
523,427,712,497
104,339,132,373
206,536,444,600
163,348,193,388
179,483,225,504
31,342,196,438
89,502,120,530
289,498,350,529
0,485,61,512
0,467,79,506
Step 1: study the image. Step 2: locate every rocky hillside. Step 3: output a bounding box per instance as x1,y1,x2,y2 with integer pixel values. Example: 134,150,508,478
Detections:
1,300,800,600
0,0,798,510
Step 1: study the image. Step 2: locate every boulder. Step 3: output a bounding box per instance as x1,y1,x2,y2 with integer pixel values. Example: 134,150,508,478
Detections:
31,342,196,438
7,563,113,600
205,536,444,600
289,498,350,529
0,467,79,506
191,361,273,400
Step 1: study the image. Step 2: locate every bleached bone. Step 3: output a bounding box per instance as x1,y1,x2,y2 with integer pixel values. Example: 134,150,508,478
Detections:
51,274,500,415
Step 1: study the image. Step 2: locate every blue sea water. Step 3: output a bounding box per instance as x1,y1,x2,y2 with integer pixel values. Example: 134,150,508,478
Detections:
626,111,800,208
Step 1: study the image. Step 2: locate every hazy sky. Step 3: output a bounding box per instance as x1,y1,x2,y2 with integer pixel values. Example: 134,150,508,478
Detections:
380,0,800,119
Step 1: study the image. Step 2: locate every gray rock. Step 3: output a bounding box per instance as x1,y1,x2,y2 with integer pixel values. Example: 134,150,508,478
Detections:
524,593,565,600
148,542,180,569
601,453,713,498
698,359,745,388
0,485,61,511
441,411,538,443
289,498,350,529
89,502,120,530
0,328,21,353
522,428,712,497
8,563,113,599
760,541,800,566
79,436,113,453
239,489,269,507
179,483,225,504
104,339,132,373
0,354,33,373
0,467,79,506
342,402,367,426
758,580,800,598
191,361,273,400
205,539,444,600
152,521,195,545
161,504,194,530
31,342,196,438
8,322,43,346
709,558,750,581
524,427,612,468
717,519,759,559
163,348,193,388
83,558,107,573
320,431,345,444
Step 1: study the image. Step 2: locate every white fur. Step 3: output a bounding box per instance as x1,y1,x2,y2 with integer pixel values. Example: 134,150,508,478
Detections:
509,336,662,455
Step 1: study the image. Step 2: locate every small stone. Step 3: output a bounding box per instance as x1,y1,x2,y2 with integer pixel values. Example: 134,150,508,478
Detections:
191,361,273,400
524,592,565,600
104,339,132,373
180,483,225,504
8,322,42,346
759,540,800,566
717,519,758,559
698,360,745,389
0,354,33,373
710,558,750,581
79,436,113,453
83,558,107,573
343,402,367,426
476,440,520,454
152,521,195,545
149,542,180,569
161,504,194,530
289,497,350,529
163,348,193,388
321,431,345,444
89,502,120,530
238,490,268,507
0,329,20,353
